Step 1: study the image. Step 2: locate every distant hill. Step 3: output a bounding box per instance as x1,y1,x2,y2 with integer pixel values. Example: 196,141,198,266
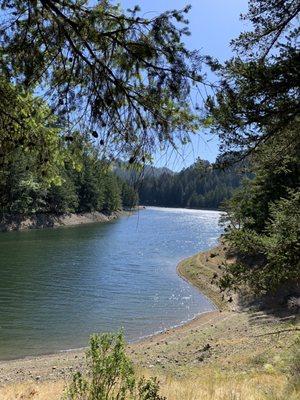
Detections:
137,159,246,210
113,162,174,184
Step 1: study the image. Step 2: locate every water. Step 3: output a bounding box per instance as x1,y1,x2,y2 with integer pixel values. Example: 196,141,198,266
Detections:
0,207,223,360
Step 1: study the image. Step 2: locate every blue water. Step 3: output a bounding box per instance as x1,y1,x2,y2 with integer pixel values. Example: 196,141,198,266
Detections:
0,207,223,360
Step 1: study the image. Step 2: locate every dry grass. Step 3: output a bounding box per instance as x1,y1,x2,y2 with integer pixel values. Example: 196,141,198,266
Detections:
0,381,65,400
156,372,291,400
0,371,298,400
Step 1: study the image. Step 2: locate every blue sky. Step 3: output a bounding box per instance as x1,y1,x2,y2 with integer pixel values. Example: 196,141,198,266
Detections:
116,0,249,170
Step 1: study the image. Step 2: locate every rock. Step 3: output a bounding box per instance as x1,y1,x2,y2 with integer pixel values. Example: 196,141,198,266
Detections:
35,375,41,381
202,344,211,351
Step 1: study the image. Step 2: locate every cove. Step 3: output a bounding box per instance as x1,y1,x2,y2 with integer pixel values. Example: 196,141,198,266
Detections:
0,207,223,360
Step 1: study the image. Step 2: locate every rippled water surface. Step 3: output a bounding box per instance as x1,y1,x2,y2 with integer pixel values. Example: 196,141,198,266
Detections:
0,207,223,360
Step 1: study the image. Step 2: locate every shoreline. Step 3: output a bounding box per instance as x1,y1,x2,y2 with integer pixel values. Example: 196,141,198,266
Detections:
0,245,225,384
1,244,298,397
0,309,224,386
0,208,139,232
0,309,218,363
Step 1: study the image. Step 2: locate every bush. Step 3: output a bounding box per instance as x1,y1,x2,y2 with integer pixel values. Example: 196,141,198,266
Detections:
221,190,300,293
64,331,165,400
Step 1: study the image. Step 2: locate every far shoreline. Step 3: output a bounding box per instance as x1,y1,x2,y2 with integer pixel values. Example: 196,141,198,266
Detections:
0,208,141,233
142,204,222,212
0,206,221,233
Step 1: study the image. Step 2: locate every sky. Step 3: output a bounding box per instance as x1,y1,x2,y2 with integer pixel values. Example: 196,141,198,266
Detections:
116,0,249,170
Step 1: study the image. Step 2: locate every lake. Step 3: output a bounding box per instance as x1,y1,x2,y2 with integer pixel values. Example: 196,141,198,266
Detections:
0,207,223,360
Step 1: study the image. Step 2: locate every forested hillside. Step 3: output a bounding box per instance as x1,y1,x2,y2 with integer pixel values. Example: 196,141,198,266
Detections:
138,159,244,210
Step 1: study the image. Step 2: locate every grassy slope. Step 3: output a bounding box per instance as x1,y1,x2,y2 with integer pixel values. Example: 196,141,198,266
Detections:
1,246,299,400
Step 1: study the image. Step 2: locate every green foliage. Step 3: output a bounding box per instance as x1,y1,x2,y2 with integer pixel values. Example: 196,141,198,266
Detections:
220,118,300,293
103,174,122,212
205,0,299,163
122,183,139,209
65,331,165,400
0,79,64,183
0,83,137,217
47,171,79,214
0,1,203,162
206,1,300,295
138,158,244,210
0,80,66,214
74,161,105,213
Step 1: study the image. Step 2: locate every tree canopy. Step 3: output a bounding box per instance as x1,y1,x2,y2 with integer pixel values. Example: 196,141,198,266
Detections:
0,0,206,162
206,0,300,294
205,0,300,163
0,90,138,217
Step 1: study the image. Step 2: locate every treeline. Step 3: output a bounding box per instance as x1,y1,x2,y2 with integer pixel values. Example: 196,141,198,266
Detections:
138,159,244,210
1,138,138,216
44,139,139,215
0,85,138,218
205,1,300,294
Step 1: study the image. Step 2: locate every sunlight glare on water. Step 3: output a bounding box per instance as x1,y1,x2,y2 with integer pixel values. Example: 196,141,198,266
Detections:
0,207,223,360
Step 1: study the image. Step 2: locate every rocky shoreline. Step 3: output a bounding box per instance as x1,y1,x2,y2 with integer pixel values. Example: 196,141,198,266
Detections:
0,209,137,232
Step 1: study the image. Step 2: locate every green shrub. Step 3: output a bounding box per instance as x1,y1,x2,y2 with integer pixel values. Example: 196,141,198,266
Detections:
221,189,300,294
64,331,165,400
